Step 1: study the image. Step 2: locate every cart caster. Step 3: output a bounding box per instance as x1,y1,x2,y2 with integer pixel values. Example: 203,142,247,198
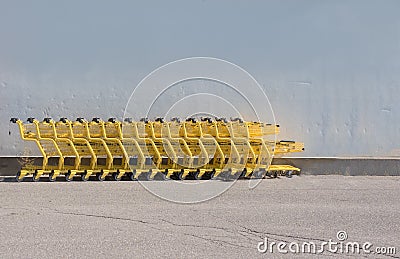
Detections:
65,172,72,182
193,171,202,180
112,172,121,181
96,173,105,181
253,170,265,179
177,171,184,181
143,171,152,181
81,173,89,182
210,171,216,180
32,171,40,182
137,172,150,181
128,172,137,181
157,172,167,181
227,172,241,181
15,171,23,182
240,169,248,178
222,172,233,181
49,171,56,182
286,170,293,178
272,171,278,178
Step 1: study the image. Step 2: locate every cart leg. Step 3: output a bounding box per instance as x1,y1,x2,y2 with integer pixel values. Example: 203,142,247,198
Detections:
117,170,125,180
181,169,190,180
212,169,222,179
244,169,253,178
166,169,175,179
66,170,77,181
128,172,136,181
98,170,109,181
49,170,60,182
16,170,30,182
134,170,143,179
33,170,44,182
82,170,93,181
197,169,206,179
150,170,158,180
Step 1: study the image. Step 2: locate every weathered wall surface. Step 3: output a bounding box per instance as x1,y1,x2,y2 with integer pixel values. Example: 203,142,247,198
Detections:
0,0,399,157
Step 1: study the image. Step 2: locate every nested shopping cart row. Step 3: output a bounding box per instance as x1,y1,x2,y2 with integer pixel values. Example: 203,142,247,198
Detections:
11,117,304,182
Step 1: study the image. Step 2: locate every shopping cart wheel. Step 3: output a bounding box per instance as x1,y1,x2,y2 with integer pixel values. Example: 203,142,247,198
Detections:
193,171,201,180
49,171,56,182
221,171,231,181
209,171,216,180
81,173,88,182
128,172,137,181
286,170,293,178
15,171,23,182
177,171,184,181
253,170,265,179
225,171,239,181
65,172,71,182
112,172,121,181
272,171,278,178
96,173,105,182
32,171,40,182
157,172,167,181
143,171,152,181
240,169,247,178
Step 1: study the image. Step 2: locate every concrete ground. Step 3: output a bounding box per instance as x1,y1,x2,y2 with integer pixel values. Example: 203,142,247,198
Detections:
0,176,399,258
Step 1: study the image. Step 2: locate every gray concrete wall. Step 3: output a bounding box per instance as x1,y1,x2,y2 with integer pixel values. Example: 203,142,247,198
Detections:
1,0,399,157
1,157,400,177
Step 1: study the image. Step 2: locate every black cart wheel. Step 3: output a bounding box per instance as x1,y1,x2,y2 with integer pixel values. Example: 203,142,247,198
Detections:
81,172,89,182
177,171,184,181
65,171,72,182
209,171,216,180
157,171,167,181
286,170,293,178
128,172,137,181
144,171,152,181
96,173,105,181
16,171,23,182
49,171,56,182
113,172,121,181
193,170,201,180
253,170,266,179
32,171,40,182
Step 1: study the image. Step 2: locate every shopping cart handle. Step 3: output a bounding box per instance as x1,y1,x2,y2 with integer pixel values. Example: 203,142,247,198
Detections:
202,117,213,123
186,117,196,123
231,117,243,123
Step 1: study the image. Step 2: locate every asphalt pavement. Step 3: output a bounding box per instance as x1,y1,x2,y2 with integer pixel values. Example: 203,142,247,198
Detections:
0,175,399,258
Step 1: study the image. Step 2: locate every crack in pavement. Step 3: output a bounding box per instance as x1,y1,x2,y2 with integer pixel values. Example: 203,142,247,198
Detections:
3,207,398,258
207,213,391,259
47,208,255,250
